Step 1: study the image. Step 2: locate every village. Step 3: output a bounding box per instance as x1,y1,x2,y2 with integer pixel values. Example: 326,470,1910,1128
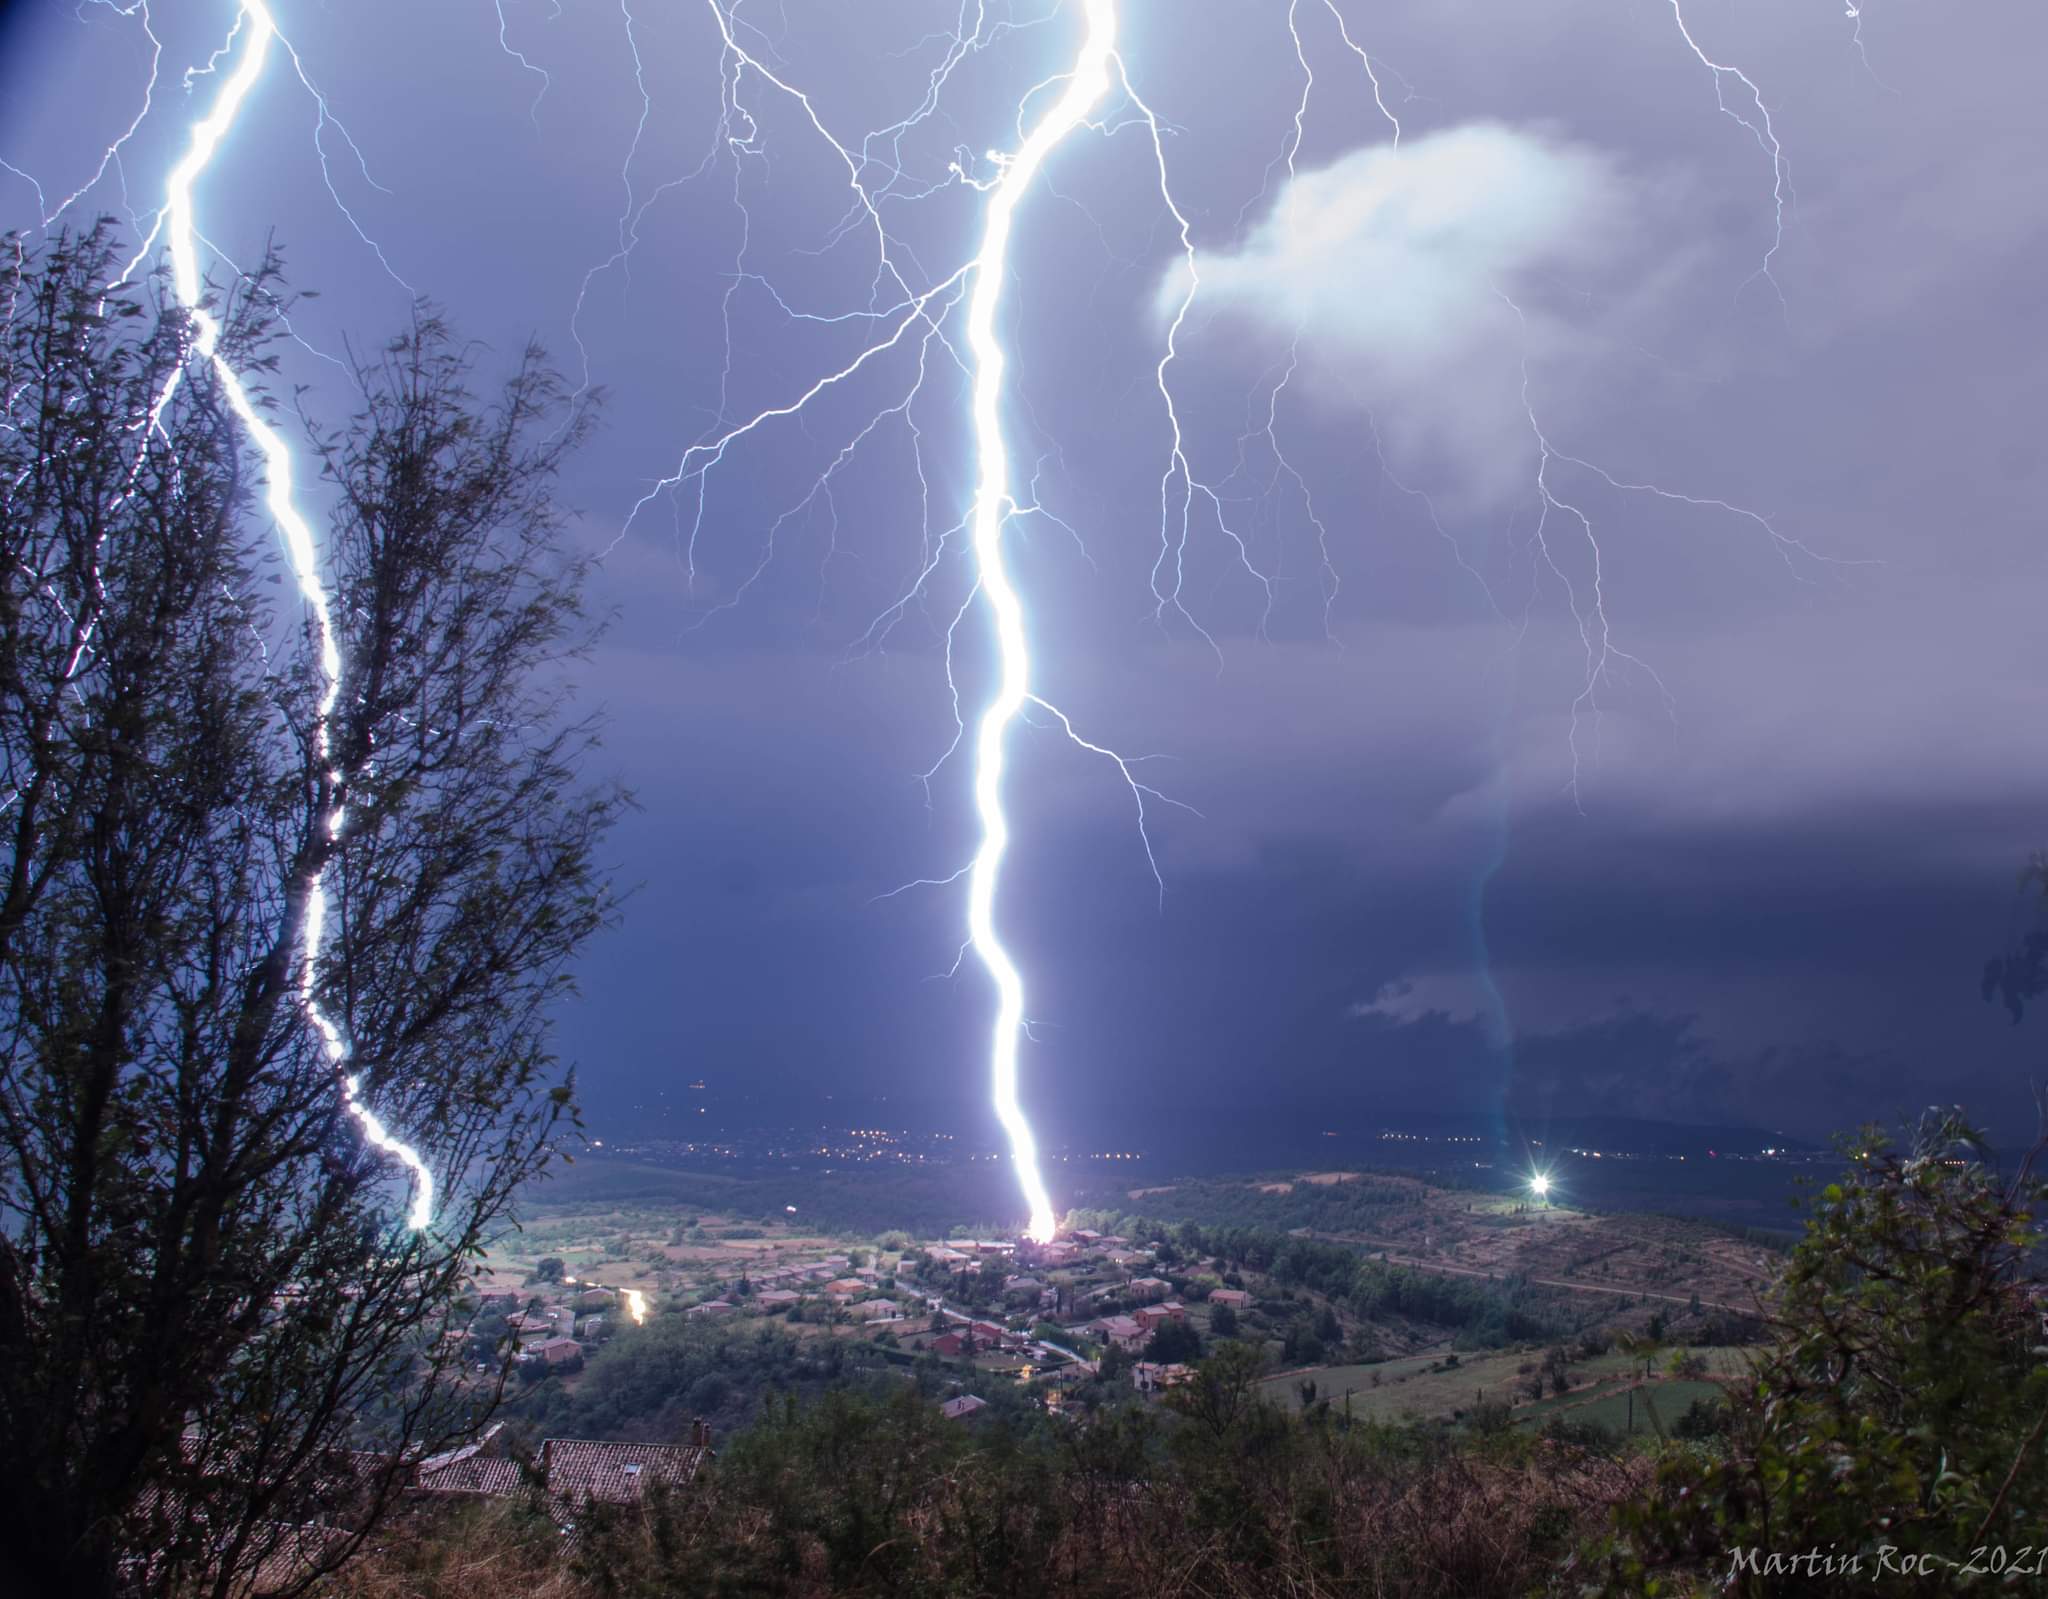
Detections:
477,1224,1260,1418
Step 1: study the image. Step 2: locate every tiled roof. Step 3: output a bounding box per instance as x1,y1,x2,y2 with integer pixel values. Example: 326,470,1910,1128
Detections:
543,1440,709,1505
415,1456,525,1498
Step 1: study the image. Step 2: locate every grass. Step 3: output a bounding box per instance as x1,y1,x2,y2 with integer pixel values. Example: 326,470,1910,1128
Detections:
1521,1379,1727,1438
1264,1345,1756,1425
1264,1349,1534,1421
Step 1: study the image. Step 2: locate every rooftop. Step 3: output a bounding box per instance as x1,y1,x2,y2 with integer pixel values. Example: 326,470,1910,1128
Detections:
543,1440,710,1505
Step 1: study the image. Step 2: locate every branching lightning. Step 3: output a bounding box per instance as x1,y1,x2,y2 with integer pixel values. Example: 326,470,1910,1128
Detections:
960,0,1119,1244
1666,0,1789,304
13,0,1864,1245
133,3,434,1231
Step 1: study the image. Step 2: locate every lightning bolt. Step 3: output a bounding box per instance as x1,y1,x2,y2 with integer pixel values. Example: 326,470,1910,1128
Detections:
18,0,1867,1249
136,3,434,1230
1666,0,1789,305
961,0,1120,1245
607,1,1190,1241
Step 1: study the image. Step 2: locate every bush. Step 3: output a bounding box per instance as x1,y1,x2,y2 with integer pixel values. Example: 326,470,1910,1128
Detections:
1595,1112,2048,1595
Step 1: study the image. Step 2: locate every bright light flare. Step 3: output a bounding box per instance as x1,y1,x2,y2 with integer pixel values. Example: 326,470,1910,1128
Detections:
1529,1173,1550,1199
963,0,1119,1248
148,3,433,1230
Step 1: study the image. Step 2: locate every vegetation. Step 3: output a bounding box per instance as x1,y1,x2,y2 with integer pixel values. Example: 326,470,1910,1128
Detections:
1594,1110,2048,1595
315,1110,2048,1598
0,229,620,1598
337,1380,1641,1599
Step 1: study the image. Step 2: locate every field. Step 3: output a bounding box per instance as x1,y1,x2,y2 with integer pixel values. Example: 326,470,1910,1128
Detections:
1519,1379,1728,1438
1121,1170,1779,1324
1262,1349,1538,1420
1262,1345,1753,1427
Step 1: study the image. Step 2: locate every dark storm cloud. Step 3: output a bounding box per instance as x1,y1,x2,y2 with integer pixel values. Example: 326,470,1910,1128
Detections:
5,0,2045,1157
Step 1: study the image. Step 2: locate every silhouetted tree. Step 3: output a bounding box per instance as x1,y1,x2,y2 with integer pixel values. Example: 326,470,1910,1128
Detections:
0,227,622,1598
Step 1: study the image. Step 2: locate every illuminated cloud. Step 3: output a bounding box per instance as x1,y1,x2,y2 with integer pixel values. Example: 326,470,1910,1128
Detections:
1167,122,1635,504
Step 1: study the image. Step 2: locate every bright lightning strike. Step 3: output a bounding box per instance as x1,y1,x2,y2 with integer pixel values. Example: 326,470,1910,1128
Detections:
962,0,1120,1247
454,1,1837,1247
143,3,434,1231
1529,1172,1550,1199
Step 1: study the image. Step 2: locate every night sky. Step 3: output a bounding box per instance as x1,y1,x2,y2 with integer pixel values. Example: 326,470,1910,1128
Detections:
5,1,2045,1152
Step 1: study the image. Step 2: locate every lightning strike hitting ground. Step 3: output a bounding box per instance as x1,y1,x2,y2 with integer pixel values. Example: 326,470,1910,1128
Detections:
16,0,1858,1245
140,2,434,1231
961,0,1120,1245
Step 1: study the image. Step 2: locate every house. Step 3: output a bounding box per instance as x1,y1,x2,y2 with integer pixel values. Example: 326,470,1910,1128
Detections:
541,1433,711,1507
412,1425,516,1499
823,1278,867,1297
940,1395,988,1422
476,1290,521,1312
574,1314,607,1341
969,1319,1013,1348
931,1332,967,1357
1133,1361,1193,1394
1127,1277,1171,1303
1105,1249,1152,1268
534,1336,583,1366
1133,1302,1186,1332
1092,1315,1146,1352
1072,1229,1103,1244
756,1290,800,1311
1209,1289,1251,1309
573,1287,615,1312
853,1297,900,1320
416,1454,524,1498
686,1299,735,1318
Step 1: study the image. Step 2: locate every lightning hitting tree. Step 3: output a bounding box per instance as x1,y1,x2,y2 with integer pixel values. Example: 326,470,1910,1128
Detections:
0,226,623,1599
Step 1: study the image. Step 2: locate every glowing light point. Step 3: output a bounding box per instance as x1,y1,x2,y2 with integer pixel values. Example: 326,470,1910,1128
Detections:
963,0,1119,1247
1530,1173,1550,1199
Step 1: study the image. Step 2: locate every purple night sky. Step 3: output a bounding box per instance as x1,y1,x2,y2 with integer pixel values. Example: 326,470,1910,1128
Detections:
4,0,2044,1155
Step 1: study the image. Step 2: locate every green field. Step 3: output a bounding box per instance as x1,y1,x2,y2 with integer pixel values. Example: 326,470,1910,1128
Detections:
1265,1345,1755,1425
1263,1349,1535,1421
1518,1379,1727,1437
